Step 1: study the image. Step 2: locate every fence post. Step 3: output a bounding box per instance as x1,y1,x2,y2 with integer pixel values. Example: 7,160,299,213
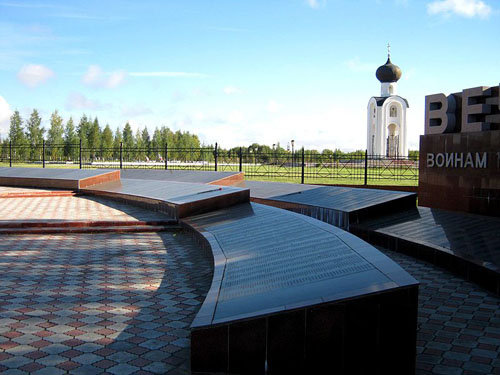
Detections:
120,142,123,169
164,143,168,170
9,141,12,167
301,148,305,184
239,147,242,172
214,143,218,172
79,139,82,169
364,149,368,186
42,140,45,168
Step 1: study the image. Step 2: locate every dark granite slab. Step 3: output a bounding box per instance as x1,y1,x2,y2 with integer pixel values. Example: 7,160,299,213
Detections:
82,178,249,220
184,202,418,325
247,181,416,230
184,202,419,374
244,180,319,198
356,207,500,272
0,167,120,189
0,167,116,180
85,178,221,201
265,185,414,213
120,169,241,184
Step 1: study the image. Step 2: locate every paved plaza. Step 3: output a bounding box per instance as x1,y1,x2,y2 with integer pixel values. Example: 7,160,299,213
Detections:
0,190,498,374
0,230,212,374
382,248,500,375
0,195,170,223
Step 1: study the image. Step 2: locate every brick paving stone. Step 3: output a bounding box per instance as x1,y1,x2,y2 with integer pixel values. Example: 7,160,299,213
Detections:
107,363,140,375
5,193,498,374
0,195,171,223
381,248,500,375
0,195,212,375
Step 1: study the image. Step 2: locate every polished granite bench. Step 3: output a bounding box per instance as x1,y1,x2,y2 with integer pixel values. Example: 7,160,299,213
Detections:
352,206,500,296
81,178,248,220
183,202,419,374
0,167,120,189
247,181,416,230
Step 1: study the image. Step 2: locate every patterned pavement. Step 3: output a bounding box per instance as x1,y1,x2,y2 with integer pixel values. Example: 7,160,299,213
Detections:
0,187,56,194
0,195,170,223
381,248,500,375
0,232,212,374
0,190,498,374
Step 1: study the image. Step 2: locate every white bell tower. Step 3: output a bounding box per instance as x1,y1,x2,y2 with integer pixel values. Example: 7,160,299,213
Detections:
367,45,409,157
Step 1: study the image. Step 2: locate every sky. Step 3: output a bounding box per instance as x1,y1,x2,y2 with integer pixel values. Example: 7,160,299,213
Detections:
0,0,499,151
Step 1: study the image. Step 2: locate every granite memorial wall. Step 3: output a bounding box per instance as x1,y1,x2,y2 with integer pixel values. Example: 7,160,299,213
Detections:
419,84,500,216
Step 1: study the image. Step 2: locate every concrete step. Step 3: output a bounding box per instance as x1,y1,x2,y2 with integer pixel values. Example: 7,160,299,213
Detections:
0,224,180,235
0,219,177,229
0,191,79,198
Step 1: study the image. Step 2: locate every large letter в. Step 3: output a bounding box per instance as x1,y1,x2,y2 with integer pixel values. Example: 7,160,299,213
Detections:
425,94,459,134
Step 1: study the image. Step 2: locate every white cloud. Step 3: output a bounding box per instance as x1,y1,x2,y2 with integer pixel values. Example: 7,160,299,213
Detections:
223,86,243,95
267,100,283,113
403,67,416,81
82,65,126,88
170,101,369,152
17,64,54,88
121,104,153,117
427,0,492,18
65,92,104,110
172,90,186,102
305,0,326,9
0,95,12,137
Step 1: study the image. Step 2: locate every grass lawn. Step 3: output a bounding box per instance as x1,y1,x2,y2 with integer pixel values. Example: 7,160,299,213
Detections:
0,161,418,186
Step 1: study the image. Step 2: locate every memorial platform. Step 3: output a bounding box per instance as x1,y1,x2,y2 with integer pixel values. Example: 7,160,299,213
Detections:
0,168,249,221
0,168,420,373
120,169,244,186
183,202,419,374
352,207,500,296
82,178,249,220
0,167,119,190
247,180,416,230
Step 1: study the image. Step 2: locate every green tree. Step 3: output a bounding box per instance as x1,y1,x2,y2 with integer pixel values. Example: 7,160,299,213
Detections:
135,128,144,160
141,127,152,159
77,115,91,149
113,127,122,159
64,117,79,161
9,110,26,146
122,122,135,162
25,109,45,160
88,117,101,151
0,138,9,161
151,127,163,161
25,109,44,144
408,150,419,160
122,122,135,149
47,110,64,160
101,124,114,159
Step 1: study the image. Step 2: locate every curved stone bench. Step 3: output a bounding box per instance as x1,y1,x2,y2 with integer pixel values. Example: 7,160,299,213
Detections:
182,202,419,375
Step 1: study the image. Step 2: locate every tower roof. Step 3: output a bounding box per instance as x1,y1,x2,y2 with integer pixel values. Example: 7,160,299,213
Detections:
376,57,402,83
376,44,402,83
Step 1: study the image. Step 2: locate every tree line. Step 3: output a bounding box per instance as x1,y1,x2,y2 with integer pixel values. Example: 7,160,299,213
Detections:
0,109,419,163
0,109,202,161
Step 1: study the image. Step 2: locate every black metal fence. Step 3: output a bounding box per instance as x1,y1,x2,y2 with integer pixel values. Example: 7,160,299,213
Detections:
0,142,419,184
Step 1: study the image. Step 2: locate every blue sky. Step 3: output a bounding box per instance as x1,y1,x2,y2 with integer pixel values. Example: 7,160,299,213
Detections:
0,0,498,151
